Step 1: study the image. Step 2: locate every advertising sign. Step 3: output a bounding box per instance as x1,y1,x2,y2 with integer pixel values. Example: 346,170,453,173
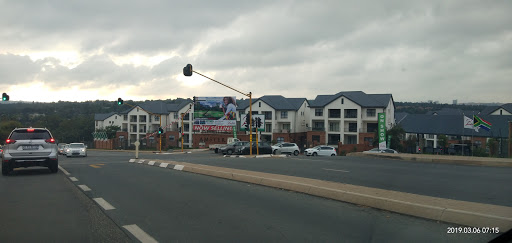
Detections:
193,96,237,131
378,113,387,150
240,114,265,132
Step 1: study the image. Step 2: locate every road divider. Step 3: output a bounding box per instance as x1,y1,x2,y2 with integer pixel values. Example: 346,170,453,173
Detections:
128,158,512,229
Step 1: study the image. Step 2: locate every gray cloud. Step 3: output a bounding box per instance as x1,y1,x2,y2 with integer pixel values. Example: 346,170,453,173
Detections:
1,0,511,103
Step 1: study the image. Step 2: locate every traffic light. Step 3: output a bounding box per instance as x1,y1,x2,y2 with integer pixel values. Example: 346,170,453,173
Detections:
117,98,123,105
193,96,196,104
2,93,9,101
244,114,251,130
158,127,164,134
256,117,262,128
183,64,193,76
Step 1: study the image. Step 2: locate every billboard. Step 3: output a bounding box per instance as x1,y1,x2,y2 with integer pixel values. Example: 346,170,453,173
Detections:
378,113,386,150
193,96,237,131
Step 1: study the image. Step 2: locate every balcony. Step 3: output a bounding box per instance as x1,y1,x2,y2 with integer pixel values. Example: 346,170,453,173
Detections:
306,127,325,132
344,128,358,133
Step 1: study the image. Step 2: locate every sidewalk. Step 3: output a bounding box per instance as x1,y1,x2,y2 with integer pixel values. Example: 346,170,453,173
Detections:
129,158,512,229
348,152,512,167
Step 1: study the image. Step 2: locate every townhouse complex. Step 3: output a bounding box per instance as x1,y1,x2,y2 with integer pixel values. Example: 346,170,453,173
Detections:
94,91,395,150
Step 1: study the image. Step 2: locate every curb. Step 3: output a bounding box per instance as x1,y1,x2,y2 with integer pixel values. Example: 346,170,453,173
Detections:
128,159,512,229
348,152,512,167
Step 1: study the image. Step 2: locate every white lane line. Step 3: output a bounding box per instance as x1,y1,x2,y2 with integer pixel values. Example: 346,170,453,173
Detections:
123,224,158,243
148,161,156,166
93,198,116,210
129,159,135,163
78,185,91,191
159,163,169,168
69,177,78,182
173,165,184,171
138,160,145,164
58,165,71,176
322,168,350,173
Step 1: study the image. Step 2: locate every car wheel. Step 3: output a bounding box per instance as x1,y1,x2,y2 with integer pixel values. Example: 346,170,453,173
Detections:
2,163,11,175
293,150,299,156
331,153,336,156
48,161,58,173
273,150,276,155
215,148,219,153
313,152,317,156
227,149,233,155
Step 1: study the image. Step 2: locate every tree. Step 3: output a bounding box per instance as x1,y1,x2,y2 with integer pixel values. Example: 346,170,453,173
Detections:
0,120,23,140
105,125,121,139
438,134,448,149
387,125,406,152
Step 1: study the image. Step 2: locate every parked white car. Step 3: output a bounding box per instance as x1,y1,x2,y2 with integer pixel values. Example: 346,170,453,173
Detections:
66,143,87,157
272,143,300,156
304,146,337,156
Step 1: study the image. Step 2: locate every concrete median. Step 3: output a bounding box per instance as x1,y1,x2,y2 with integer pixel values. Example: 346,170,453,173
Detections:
130,158,512,229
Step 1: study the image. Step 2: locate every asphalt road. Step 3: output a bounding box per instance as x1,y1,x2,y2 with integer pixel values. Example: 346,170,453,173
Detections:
134,150,512,207
44,150,498,242
0,166,131,242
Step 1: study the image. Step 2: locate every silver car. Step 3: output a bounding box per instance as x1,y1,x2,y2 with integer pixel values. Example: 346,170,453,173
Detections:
66,143,87,157
2,128,59,175
304,146,337,156
272,143,300,156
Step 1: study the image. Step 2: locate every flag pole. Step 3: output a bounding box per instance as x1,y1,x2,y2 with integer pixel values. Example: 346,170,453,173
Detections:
471,112,474,157
462,113,465,156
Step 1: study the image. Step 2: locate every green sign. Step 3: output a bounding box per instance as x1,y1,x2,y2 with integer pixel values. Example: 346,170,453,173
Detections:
378,113,386,149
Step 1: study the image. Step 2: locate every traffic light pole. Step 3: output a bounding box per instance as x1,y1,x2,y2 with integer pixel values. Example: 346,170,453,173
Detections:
184,65,256,155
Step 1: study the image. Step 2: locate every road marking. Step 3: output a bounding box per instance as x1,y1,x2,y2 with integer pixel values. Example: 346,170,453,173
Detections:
148,161,156,166
159,163,169,168
90,164,101,168
322,168,350,173
78,185,91,191
69,177,78,182
93,198,116,210
173,165,184,171
138,160,145,164
58,165,71,176
129,159,135,163
123,224,158,243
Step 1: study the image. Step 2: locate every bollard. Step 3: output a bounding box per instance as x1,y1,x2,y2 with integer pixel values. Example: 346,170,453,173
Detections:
134,141,140,159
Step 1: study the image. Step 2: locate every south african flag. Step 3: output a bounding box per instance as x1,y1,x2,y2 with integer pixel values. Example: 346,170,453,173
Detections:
473,115,492,131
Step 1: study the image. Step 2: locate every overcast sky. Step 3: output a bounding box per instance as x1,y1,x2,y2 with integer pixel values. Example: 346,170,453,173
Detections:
1,0,511,104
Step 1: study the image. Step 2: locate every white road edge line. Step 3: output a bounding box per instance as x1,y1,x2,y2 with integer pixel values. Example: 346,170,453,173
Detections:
123,224,158,243
173,165,184,171
322,168,350,173
129,159,136,163
69,177,78,182
78,185,91,191
148,161,156,166
58,165,71,176
93,198,116,210
159,163,169,168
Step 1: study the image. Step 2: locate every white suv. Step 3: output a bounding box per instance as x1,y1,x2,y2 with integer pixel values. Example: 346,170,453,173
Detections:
272,143,300,156
2,128,59,175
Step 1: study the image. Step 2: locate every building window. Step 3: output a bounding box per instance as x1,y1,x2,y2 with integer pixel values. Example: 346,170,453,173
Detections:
328,134,341,145
427,134,435,139
312,135,320,143
277,137,284,143
130,115,137,122
348,123,357,132
283,123,290,131
328,109,341,118
367,123,377,133
259,102,261,107
155,115,160,122
346,135,357,144
344,109,357,118
313,121,324,131
341,98,344,104
174,113,178,119
124,115,128,121
366,109,376,117
240,111,245,115
263,111,272,120
315,109,323,116
364,137,373,144
265,124,272,133
252,111,258,115
329,122,340,132
96,121,98,126
281,111,288,119
115,116,117,119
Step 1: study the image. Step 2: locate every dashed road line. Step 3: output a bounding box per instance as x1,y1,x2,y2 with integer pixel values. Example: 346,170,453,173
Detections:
93,198,116,210
123,224,158,243
322,168,350,173
78,185,91,191
69,177,78,182
58,165,71,176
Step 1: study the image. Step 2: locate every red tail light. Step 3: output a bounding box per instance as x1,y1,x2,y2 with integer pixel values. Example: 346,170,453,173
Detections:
27,128,35,132
45,138,55,144
6,139,16,144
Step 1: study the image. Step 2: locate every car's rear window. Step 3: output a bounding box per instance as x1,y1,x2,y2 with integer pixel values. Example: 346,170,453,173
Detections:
10,130,51,140
70,144,85,148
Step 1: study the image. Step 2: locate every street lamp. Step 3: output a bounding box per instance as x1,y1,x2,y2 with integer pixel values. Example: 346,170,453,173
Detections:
183,64,256,155
117,98,164,153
